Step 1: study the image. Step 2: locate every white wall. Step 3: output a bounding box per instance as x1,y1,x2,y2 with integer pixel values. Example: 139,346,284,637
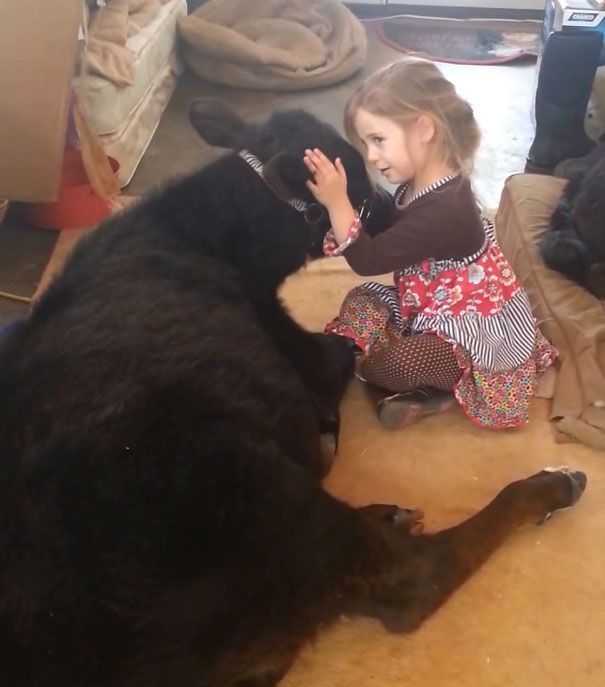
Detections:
388,1,544,8
347,1,545,9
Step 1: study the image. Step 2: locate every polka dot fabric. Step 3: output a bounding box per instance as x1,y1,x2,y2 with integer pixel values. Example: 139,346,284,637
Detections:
326,286,461,392
359,334,461,393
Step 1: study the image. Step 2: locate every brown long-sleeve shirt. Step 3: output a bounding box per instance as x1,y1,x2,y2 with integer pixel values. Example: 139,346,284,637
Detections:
344,177,485,276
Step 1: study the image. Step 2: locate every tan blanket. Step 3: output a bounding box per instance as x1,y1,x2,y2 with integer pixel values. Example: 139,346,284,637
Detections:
497,173,605,450
177,0,367,91
82,0,169,87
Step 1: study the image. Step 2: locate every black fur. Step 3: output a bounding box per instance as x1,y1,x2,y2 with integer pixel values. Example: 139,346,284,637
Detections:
540,144,605,296
0,103,399,687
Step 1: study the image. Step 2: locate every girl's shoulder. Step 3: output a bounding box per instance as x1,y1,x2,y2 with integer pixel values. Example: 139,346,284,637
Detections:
396,176,480,229
396,175,477,212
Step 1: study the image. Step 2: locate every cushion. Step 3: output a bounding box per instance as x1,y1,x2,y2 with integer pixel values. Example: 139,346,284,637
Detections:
100,53,180,187
78,0,186,136
496,173,605,449
177,0,367,92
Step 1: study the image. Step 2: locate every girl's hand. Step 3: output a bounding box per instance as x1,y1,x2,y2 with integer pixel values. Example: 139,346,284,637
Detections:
303,148,348,209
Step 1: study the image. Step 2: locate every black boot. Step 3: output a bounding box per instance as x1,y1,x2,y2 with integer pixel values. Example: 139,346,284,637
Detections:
525,31,604,175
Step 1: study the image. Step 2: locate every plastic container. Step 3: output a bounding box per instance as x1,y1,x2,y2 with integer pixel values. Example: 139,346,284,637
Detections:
24,147,119,230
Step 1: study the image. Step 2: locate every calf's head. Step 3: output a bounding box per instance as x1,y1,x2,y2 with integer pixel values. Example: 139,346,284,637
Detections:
189,100,392,260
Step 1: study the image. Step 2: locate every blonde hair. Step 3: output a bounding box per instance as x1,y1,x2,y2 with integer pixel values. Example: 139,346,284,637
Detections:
344,57,480,176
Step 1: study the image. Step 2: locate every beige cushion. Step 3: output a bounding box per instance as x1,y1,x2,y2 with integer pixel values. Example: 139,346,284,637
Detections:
496,173,605,449
177,0,367,92
78,0,186,136
100,54,180,187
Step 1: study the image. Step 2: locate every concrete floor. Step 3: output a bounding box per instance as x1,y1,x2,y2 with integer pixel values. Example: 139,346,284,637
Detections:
0,215,57,322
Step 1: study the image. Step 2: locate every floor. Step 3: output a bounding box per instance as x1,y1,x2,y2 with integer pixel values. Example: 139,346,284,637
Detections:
281,263,605,687
1,20,604,687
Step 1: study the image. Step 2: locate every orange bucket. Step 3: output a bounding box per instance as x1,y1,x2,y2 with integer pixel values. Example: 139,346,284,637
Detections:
25,148,119,230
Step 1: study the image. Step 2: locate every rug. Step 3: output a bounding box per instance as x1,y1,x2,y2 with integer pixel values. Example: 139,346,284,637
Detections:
374,16,541,65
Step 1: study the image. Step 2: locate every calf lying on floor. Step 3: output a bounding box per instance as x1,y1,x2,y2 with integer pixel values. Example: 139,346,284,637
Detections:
0,102,586,687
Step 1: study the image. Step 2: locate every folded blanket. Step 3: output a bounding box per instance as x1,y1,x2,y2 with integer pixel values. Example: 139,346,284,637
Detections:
178,0,367,91
82,0,165,87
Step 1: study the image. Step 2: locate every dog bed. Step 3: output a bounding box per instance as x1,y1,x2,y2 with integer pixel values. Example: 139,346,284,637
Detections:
496,173,605,449
177,0,367,91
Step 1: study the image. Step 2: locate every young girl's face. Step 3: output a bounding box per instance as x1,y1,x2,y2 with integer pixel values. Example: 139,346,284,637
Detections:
354,108,432,184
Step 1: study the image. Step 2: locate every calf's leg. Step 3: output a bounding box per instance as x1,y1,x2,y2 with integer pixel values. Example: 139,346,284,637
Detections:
361,467,587,632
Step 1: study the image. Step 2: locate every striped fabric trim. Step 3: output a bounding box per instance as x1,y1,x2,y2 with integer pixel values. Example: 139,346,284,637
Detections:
324,213,362,257
398,216,493,279
394,172,460,210
239,149,264,175
238,150,309,214
411,290,537,372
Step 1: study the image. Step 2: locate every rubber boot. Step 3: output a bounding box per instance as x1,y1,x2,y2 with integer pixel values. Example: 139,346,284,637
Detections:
525,31,604,175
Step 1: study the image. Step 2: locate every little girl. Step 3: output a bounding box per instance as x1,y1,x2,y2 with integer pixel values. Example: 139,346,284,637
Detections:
304,57,556,430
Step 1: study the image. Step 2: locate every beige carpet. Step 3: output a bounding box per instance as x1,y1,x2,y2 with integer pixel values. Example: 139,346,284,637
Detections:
280,263,605,687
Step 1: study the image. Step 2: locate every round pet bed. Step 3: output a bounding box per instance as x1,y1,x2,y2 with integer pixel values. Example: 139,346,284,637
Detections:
177,0,367,91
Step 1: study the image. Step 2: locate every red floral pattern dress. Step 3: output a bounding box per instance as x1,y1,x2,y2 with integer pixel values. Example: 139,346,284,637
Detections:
323,179,557,429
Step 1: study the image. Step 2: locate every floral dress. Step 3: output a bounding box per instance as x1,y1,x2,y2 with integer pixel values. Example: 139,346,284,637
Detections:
324,178,557,429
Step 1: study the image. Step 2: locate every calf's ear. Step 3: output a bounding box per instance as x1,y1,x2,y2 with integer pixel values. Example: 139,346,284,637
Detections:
189,99,246,149
263,152,310,200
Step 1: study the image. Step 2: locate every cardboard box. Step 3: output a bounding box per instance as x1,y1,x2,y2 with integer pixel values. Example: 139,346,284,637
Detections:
0,1,82,202
542,0,605,54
